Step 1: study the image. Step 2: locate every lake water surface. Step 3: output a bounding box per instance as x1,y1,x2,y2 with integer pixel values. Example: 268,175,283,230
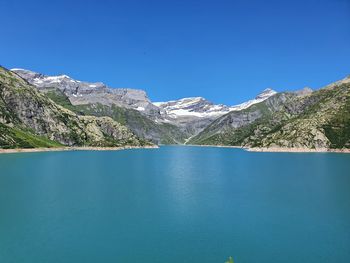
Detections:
0,146,349,263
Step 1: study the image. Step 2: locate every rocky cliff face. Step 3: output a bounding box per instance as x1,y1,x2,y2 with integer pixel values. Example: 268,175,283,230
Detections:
154,97,232,135
6,66,350,150
154,89,277,135
0,67,148,148
255,80,350,149
40,87,189,145
188,79,350,150
11,68,279,144
11,68,161,118
10,68,189,144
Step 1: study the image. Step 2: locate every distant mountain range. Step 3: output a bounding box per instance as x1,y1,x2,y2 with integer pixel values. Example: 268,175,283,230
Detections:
1,66,349,151
11,68,277,144
189,76,350,150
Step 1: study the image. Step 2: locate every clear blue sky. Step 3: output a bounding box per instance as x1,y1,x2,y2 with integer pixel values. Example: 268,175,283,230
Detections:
1,0,349,105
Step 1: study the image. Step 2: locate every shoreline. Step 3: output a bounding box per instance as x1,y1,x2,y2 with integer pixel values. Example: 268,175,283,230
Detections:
184,144,243,149
0,145,158,154
186,144,350,153
245,147,350,154
1,144,349,154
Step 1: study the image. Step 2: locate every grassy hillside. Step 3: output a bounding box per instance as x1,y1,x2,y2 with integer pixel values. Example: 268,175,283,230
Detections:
0,66,149,149
189,81,350,150
0,123,62,149
44,88,188,144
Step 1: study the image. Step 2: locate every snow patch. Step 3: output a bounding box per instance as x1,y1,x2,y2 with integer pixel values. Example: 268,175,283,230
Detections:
11,68,27,71
34,79,44,84
153,102,163,107
43,75,71,83
156,89,277,119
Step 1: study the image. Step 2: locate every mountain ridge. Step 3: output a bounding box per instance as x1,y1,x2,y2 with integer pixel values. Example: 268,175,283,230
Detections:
0,66,150,148
11,68,277,143
188,81,350,150
2,66,349,151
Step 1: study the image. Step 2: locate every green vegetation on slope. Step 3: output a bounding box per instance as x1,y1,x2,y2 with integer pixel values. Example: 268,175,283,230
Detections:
188,94,290,146
322,88,350,148
44,88,188,144
75,104,189,144
0,123,62,149
0,66,148,149
4,65,350,150
258,83,350,149
189,83,350,149
43,88,80,113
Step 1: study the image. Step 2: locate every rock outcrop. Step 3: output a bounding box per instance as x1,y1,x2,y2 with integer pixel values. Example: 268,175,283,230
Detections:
0,66,148,148
188,80,350,150
6,66,350,151
154,89,277,135
11,68,160,117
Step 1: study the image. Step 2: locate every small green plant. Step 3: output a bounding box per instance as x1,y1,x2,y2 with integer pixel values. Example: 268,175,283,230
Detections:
225,256,234,263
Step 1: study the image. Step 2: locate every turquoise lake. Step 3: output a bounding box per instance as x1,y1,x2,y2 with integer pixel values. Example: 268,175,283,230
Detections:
0,146,349,263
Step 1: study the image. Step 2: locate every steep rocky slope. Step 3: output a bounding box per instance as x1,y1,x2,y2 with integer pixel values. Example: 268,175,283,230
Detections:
0,66,148,148
11,68,278,144
154,89,276,135
6,66,350,150
12,69,188,144
11,68,160,117
41,87,188,144
189,77,350,150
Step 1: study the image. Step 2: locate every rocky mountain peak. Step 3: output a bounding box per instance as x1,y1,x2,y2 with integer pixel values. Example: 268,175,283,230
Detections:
155,87,279,124
341,75,350,84
155,97,209,108
255,88,277,100
11,68,44,80
228,88,277,112
295,87,313,96
319,74,350,90
154,96,231,119
10,68,159,117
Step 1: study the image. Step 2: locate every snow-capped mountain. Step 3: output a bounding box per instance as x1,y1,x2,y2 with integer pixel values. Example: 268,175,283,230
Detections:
154,97,234,118
228,88,277,111
12,68,276,123
11,68,160,117
154,89,277,119
11,67,277,138
153,89,276,134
